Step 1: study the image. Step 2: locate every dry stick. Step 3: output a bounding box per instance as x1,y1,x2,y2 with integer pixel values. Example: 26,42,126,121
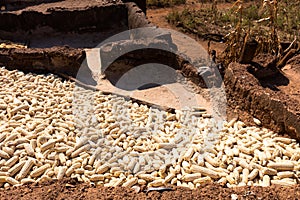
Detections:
283,37,297,55
276,49,297,69
57,73,176,113
276,37,298,69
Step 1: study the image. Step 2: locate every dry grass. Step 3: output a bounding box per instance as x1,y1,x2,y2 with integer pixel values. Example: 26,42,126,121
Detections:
224,0,299,65
167,0,300,65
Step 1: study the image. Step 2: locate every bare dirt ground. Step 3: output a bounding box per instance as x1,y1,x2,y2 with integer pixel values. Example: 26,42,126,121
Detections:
2,179,300,200
0,1,300,199
280,56,300,104
96,78,212,112
146,0,228,56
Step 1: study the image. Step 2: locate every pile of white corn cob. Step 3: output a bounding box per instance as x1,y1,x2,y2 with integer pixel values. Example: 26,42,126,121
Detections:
0,67,299,189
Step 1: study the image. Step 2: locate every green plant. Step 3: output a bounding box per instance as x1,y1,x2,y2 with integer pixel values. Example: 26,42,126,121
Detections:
219,11,233,23
147,0,186,8
166,10,181,23
244,4,260,21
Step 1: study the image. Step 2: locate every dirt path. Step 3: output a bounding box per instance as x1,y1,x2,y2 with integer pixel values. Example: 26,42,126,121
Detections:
146,2,227,56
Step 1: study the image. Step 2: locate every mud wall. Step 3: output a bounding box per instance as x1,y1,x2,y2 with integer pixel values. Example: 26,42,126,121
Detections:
0,4,128,32
0,47,86,77
98,27,208,88
126,2,154,29
126,2,151,29
124,0,146,14
225,62,300,140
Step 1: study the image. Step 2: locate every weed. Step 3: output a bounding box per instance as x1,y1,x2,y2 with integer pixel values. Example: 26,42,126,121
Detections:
147,0,186,8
